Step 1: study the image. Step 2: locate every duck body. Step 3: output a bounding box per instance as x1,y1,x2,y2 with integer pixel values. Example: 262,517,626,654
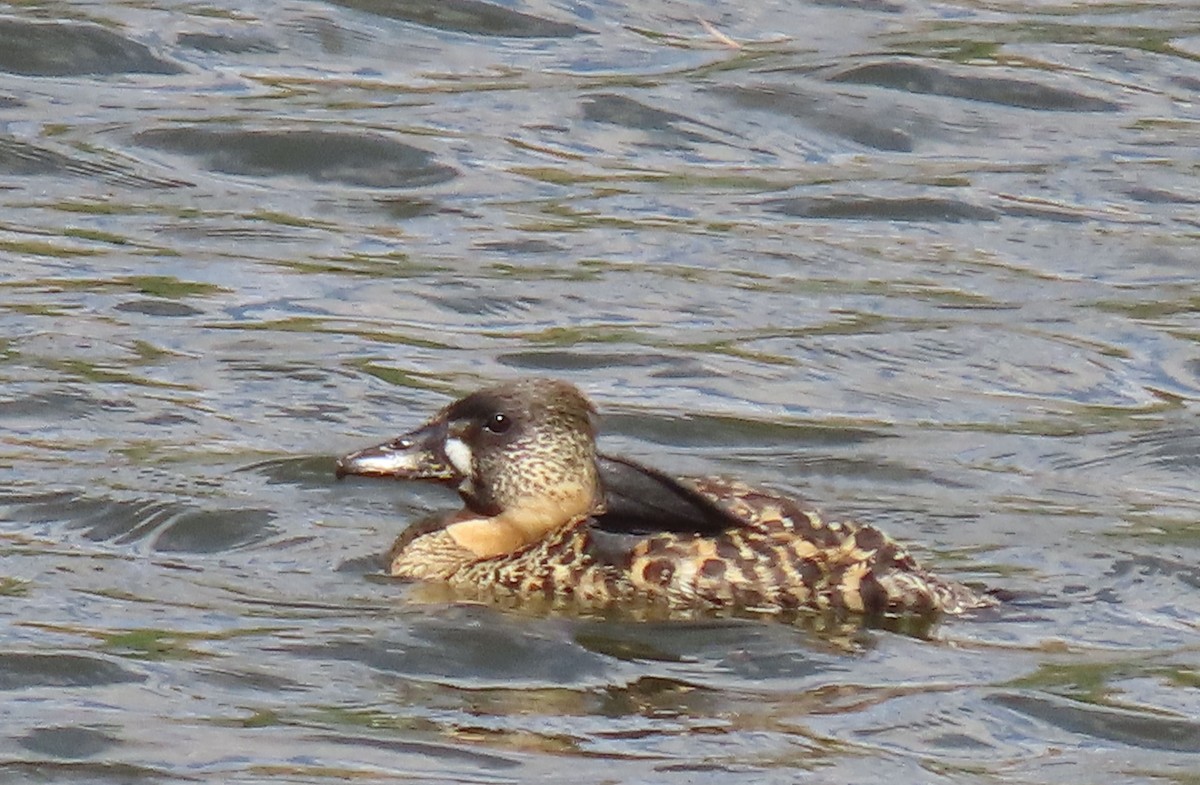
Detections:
336,379,989,618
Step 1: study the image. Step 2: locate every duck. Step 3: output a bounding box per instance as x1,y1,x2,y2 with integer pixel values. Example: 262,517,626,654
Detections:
335,378,991,618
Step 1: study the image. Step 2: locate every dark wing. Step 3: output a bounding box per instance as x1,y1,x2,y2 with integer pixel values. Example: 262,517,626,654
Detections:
594,453,747,536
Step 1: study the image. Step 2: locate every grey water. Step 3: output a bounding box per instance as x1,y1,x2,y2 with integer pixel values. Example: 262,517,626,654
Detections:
1,1,1199,782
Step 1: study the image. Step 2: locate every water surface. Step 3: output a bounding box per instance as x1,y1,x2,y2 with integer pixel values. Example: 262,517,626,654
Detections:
1,1,1198,783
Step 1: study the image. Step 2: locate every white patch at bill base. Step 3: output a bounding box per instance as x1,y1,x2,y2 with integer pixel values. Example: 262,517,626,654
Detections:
444,437,474,476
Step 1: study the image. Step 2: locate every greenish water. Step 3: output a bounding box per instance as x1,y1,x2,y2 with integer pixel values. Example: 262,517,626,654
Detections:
1,1,1198,782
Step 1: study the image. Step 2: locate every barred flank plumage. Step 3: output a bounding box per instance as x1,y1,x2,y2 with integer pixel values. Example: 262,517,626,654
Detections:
404,476,991,616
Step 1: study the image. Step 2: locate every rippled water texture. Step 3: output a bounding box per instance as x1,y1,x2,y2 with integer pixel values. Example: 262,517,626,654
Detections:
1,1,1198,782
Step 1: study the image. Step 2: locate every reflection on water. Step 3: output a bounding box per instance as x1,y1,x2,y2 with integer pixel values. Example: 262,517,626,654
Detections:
0,18,182,77
135,127,459,188
1,0,1198,782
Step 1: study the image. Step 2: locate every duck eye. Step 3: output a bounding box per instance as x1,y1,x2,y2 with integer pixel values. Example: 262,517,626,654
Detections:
484,413,511,434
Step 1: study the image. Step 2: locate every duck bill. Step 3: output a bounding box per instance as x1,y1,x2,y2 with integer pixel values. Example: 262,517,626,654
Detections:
335,421,459,483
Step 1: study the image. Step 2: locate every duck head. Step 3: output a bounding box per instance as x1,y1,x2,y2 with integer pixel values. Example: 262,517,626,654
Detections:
337,378,604,557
